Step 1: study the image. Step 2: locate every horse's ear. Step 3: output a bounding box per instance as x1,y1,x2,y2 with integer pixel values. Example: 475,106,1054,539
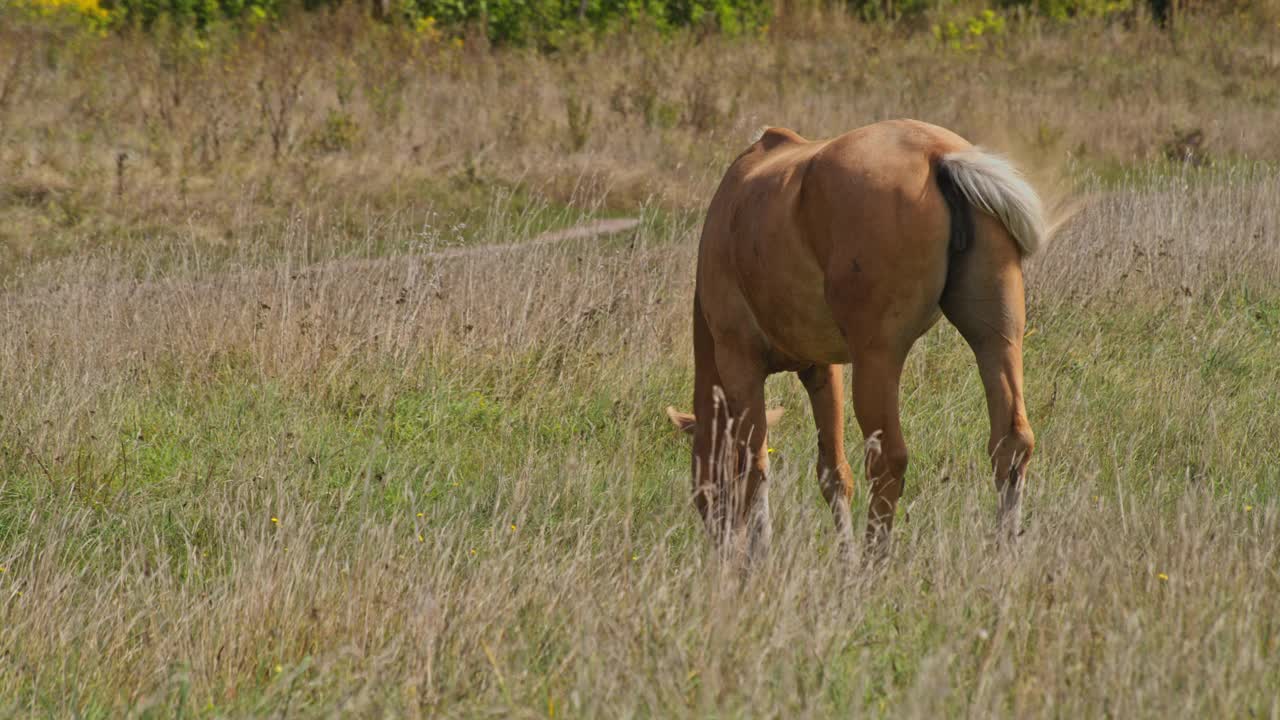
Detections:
666,406,697,434
668,406,782,434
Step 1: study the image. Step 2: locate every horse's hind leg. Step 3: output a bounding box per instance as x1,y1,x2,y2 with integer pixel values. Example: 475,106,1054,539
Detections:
941,218,1036,538
829,252,943,555
849,348,911,553
798,364,855,554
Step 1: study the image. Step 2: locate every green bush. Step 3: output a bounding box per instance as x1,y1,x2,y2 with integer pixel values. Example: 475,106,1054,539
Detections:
104,0,275,28
846,0,935,22
408,0,772,45
79,0,1259,42
100,0,772,43
848,0,1170,22
997,0,1134,20
932,7,1007,51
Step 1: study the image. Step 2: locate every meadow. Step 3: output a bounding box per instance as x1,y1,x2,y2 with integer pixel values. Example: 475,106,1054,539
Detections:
2,4,1280,717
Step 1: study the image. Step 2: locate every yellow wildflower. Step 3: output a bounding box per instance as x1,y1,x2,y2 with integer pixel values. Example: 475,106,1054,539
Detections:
1157,573,1169,582
415,16,442,43
23,0,111,25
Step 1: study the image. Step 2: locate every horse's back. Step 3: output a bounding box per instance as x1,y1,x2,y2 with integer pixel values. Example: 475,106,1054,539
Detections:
801,119,969,257
697,119,966,368
804,121,965,352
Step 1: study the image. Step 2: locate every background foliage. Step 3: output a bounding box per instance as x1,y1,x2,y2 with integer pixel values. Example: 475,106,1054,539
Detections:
13,0,1254,43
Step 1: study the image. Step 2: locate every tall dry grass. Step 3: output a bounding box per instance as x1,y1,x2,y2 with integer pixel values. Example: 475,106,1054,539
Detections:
3,3,1279,265
3,158,1280,714
3,6,1280,717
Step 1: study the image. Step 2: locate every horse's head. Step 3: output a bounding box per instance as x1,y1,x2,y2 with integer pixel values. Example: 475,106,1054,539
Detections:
665,404,785,553
664,406,784,436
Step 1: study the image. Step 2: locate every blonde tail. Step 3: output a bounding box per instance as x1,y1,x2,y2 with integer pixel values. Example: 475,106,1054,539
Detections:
938,148,1046,256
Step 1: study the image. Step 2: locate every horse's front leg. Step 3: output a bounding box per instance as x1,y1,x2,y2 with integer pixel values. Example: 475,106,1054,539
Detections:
715,349,772,563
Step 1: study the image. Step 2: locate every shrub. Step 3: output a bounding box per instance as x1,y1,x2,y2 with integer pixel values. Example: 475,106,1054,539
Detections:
996,0,1134,20
94,0,772,43
405,0,772,46
306,108,361,153
848,0,1205,23
932,7,1007,51
14,0,115,29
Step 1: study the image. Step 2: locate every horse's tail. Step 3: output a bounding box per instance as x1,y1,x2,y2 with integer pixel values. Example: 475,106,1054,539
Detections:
935,148,1045,256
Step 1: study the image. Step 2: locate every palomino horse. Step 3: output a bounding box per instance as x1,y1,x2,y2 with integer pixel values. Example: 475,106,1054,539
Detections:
666,119,1044,559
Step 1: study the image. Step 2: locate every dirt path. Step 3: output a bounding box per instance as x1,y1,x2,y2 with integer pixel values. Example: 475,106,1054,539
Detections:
1,217,645,306
424,217,641,260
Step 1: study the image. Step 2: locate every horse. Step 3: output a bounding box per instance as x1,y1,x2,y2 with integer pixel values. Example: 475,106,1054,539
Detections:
665,119,1045,560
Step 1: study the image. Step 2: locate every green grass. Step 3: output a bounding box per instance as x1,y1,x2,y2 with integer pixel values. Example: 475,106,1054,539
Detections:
4,213,1279,713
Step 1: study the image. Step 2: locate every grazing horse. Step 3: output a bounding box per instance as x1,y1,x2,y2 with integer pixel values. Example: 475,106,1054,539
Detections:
666,119,1044,559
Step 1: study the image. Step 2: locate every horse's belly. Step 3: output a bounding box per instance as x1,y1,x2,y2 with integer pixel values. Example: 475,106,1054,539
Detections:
737,237,850,368
753,297,850,367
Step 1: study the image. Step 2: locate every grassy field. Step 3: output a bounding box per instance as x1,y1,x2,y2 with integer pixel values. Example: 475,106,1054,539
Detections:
3,5,1280,717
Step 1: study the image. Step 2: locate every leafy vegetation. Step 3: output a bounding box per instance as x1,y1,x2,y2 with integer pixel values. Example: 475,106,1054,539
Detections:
17,0,776,42
12,0,1263,43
